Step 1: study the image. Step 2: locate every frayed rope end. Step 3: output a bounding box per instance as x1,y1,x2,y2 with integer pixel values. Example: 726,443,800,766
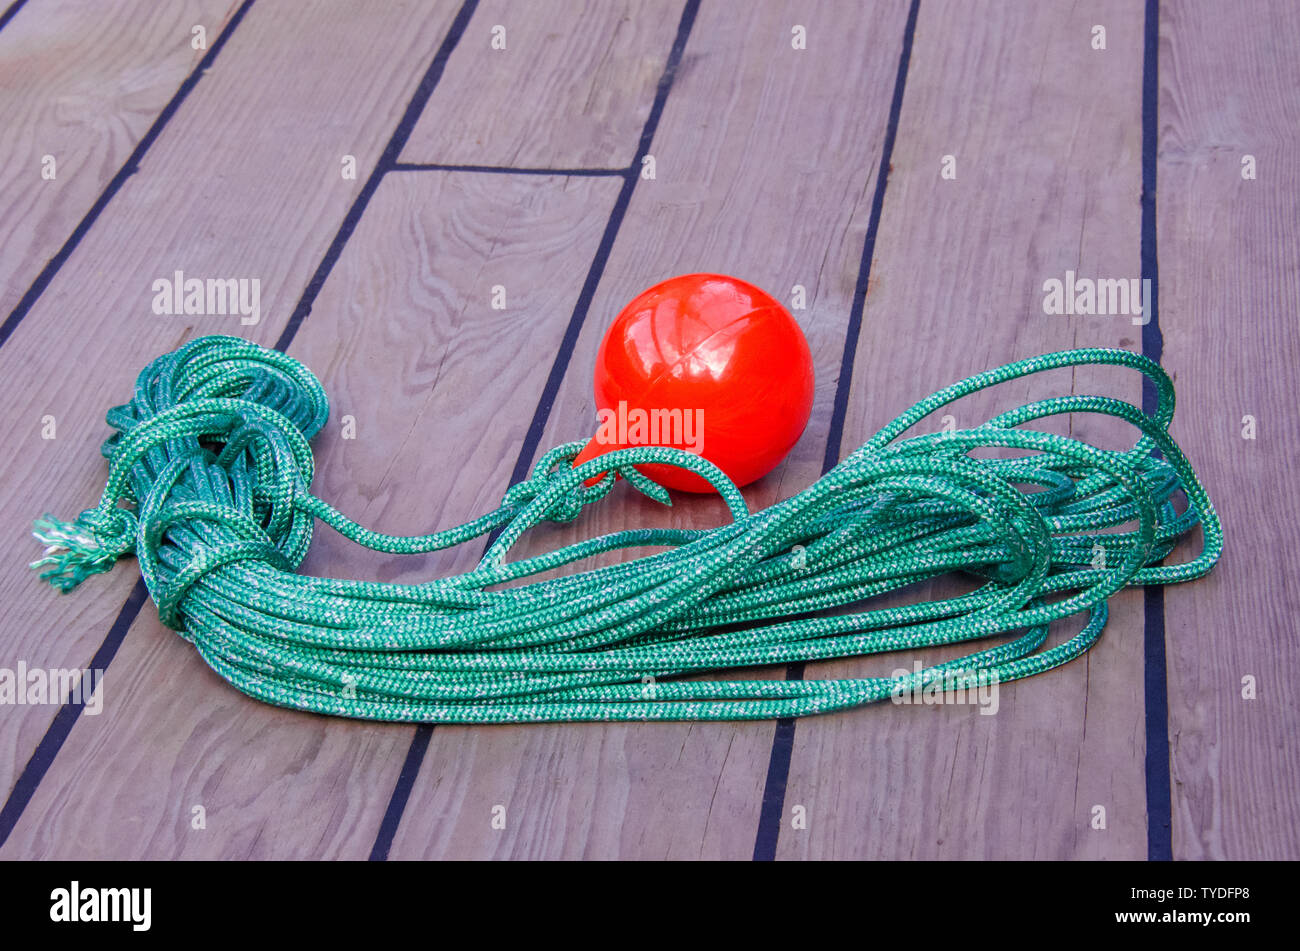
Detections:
30,513,128,592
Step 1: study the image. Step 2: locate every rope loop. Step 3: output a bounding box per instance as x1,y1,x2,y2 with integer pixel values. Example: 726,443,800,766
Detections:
31,335,327,595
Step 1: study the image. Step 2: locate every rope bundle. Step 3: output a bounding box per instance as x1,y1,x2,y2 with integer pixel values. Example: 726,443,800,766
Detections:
32,335,1221,722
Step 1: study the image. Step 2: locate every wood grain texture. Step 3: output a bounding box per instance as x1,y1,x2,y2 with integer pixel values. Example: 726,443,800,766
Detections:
777,0,1155,859
1,171,624,859
400,0,685,169
384,0,915,860
0,0,236,320
1157,0,1300,860
0,0,462,819
3,0,1291,861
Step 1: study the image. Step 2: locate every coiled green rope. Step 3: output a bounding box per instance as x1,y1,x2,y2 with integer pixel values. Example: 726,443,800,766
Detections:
31,335,1220,722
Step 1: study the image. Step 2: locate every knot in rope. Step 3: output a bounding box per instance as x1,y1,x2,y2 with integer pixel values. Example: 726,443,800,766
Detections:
499,442,671,524
31,335,329,616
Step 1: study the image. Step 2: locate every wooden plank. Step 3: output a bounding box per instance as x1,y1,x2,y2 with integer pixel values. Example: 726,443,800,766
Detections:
0,0,235,322
1,170,624,859
1158,0,1300,860
0,0,462,827
12,0,1283,863
400,0,684,169
778,0,1154,859
384,0,916,860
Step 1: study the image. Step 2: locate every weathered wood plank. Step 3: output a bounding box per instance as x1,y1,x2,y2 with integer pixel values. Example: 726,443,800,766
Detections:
400,0,684,169
778,0,1153,860
7,0,1288,862
1,170,624,859
1158,0,1300,860
0,0,462,826
384,0,915,860
0,0,236,322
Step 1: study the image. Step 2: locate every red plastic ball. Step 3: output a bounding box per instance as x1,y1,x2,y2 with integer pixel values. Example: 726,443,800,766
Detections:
572,273,815,493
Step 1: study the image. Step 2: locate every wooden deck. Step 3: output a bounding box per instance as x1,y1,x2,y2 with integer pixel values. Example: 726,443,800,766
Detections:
0,0,1295,860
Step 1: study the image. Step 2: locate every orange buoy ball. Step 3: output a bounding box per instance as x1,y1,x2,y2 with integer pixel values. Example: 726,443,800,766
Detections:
572,273,815,493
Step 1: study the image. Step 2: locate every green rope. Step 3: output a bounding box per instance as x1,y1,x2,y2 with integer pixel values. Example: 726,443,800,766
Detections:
30,334,1221,723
